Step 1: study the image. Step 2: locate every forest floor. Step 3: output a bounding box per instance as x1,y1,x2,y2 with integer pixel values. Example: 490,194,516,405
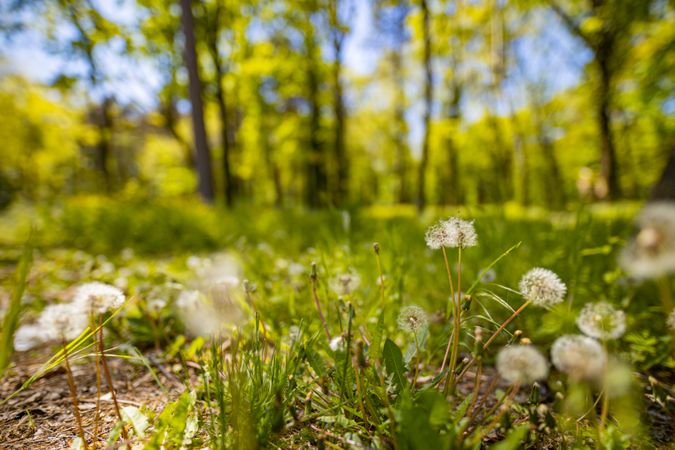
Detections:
0,349,182,449
1,202,675,448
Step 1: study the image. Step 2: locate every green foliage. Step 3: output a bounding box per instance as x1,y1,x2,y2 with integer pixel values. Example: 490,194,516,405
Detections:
383,338,407,392
0,237,32,375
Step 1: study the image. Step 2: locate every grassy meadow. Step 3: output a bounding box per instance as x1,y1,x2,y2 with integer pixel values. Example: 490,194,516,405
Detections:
1,198,673,449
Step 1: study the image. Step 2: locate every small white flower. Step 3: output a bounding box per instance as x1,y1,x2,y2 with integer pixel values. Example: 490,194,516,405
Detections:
620,202,675,278
496,345,549,385
38,303,88,341
576,302,626,340
14,325,49,351
147,298,167,313
73,282,125,315
288,263,305,277
288,326,301,342
397,305,429,334
519,268,567,307
551,335,606,381
425,217,478,249
329,335,344,352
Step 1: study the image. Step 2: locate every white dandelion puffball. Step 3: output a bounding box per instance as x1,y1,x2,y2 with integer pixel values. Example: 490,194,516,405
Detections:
425,217,478,249
519,268,567,307
14,325,49,351
576,302,626,340
397,305,429,334
38,303,88,341
176,289,201,310
551,335,606,380
496,345,549,385
74,282,125,315
331,271,361,296
667,310,675,331
619,202,675,278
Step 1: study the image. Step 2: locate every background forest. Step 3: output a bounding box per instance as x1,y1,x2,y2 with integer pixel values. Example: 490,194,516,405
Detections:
0,0,672,209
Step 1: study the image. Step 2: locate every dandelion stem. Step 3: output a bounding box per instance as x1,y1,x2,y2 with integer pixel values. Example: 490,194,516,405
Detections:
99,325,128,441
441,247,456,320
374,243,386,310
93,317,103,443
657,276,674,313
443,248,463,396
468,359,482,415
413,333,421,388
482,299,532,350
62,339,88,450
598,389,610,432
310,263,331,342
457,299,532,383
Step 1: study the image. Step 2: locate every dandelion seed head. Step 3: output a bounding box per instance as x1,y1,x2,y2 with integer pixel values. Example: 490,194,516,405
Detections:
480,268,497,283
147,298,167,313
551,335,606,380
397,305,429,334
576,302,626,340
14,325,49,351
496,345,549,385
425,217,478,249
38,303,88,341
175,289,202,310
331,271,361,295
73,282,125,315
519,268,567,307
620,202,675,278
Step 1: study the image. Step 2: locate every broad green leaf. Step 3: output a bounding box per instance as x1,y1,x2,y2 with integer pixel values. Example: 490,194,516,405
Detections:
383,338,407,391
122,406,150,438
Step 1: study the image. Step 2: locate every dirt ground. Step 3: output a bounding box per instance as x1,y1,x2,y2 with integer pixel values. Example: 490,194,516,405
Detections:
0,348,182,450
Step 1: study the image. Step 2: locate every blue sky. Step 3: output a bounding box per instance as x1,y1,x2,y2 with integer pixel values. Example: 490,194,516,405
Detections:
0,0,589,155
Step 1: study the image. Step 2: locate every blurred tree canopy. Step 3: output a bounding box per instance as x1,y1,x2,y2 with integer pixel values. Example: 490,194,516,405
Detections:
0,0,672,209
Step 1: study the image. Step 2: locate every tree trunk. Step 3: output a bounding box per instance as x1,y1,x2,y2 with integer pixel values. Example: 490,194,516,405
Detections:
597,55,620,199
205,0,234,207
391,49,410,204
306,63,326,208
95,97,114,192
416,0,433,212
332,36,347,206
180,0,214,202
650,145,675,201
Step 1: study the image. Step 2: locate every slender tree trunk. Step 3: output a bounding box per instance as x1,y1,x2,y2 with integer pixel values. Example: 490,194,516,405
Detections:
416,0,433,212
206,0,234,207
304,21,326,209
95,97,113,191
597,55,620,199
444,78,462,205
180,0,214,202
306,64,326,208
332,36,347,206
391,49,410,204
650,145,675,201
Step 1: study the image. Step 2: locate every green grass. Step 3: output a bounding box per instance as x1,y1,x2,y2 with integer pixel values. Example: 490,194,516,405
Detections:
1,197,673,449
